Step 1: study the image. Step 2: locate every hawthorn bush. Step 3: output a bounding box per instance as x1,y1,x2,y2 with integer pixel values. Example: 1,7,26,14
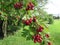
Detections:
0,0,52,45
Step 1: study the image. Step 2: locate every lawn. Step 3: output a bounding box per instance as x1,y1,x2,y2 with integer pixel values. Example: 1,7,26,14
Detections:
49,19,60,45
0,19,60,45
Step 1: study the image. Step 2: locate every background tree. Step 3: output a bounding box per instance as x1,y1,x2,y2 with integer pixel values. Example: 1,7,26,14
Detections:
48,14,54,24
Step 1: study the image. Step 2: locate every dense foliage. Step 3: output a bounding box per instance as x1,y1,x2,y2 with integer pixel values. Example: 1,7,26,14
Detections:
0,0,52,45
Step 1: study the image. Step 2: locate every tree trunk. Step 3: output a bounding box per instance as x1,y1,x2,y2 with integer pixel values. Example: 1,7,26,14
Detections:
2,19,7,37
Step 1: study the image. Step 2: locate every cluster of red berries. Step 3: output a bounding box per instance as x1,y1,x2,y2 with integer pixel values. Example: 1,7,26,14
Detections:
37,26,44,32
14,2,34,10
14,2,23,9
23,18,32,25
32,25,51,45
32,26,43,43
32,34,51,45
22,17,36,25
26,2,34,11
32,34,42,43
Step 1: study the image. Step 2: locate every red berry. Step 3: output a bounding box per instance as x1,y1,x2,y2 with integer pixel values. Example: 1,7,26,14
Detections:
37,38,42,43
39,28,43,32
48,42,52,45
14,2,23,9
14,3,19,9
29,2,34,7
45,34,49,38
34,39,37,43
37,34,42,39
31,7,34,10
37,29,42,32
36,34,40,37
26,7,29,11
25,20,30,25
30,2,34,10
28,3,31,8
26,5,31,10
32,36,35,39
37,26,44,32
29,18,33,23
33,17,36,22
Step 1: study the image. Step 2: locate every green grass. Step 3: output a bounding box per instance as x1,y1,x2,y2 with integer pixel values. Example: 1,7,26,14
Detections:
49,19,60,45
0,28,39,45
0,19,60,45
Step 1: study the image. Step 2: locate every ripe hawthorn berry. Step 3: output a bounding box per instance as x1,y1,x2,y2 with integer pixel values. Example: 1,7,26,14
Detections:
24,20,30,25
26,2,34,11
33,16,36,22
29,2,34,7
22,18,33,25
48,42,52,45
34,39,37,43
45,34,50,38
37,38,42,43
14,2,23,9
29,2,34,10
37,26,44,32
33,34,42,43
29,18,33,23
